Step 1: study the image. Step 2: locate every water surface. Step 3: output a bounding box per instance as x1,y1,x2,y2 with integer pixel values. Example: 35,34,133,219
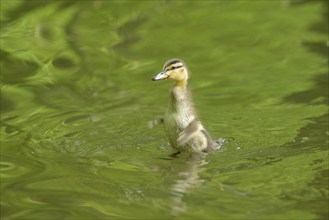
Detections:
1,0,328,219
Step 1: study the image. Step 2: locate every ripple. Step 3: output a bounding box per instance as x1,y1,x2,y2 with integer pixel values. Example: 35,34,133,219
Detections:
0,157,43,180
0,161,16,172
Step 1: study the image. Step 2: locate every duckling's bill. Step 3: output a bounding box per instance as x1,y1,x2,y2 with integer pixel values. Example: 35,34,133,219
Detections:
152,71,168,81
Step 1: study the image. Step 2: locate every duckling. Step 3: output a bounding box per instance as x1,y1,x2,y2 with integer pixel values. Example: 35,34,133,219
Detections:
150,58,221,153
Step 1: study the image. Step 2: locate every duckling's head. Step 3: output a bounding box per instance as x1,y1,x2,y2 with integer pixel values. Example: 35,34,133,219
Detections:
152,59,189,87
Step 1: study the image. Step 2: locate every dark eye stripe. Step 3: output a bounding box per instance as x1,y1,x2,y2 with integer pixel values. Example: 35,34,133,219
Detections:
168,65,183,71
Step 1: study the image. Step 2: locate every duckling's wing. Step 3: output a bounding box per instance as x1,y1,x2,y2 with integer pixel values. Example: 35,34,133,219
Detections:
177,119,202,146
148,117,164,129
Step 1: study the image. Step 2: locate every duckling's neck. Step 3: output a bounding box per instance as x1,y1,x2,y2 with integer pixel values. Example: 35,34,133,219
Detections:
168,81,195,115
174,80,187,88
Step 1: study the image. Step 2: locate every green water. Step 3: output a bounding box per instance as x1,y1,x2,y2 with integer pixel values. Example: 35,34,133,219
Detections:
1,0,328,219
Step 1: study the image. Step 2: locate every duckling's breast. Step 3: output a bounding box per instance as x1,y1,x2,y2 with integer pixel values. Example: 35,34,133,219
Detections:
164,112,210,152
164,113,191,149
164,110,193,145
164,86,203,151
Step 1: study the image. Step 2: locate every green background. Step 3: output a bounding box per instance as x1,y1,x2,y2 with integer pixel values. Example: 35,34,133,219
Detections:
1,0,328,219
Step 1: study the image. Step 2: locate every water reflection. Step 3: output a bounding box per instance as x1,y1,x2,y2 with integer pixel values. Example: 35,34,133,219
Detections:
166,153,208,216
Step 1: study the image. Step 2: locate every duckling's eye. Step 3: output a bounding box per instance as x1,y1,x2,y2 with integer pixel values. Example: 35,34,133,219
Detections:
167,65,183,71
